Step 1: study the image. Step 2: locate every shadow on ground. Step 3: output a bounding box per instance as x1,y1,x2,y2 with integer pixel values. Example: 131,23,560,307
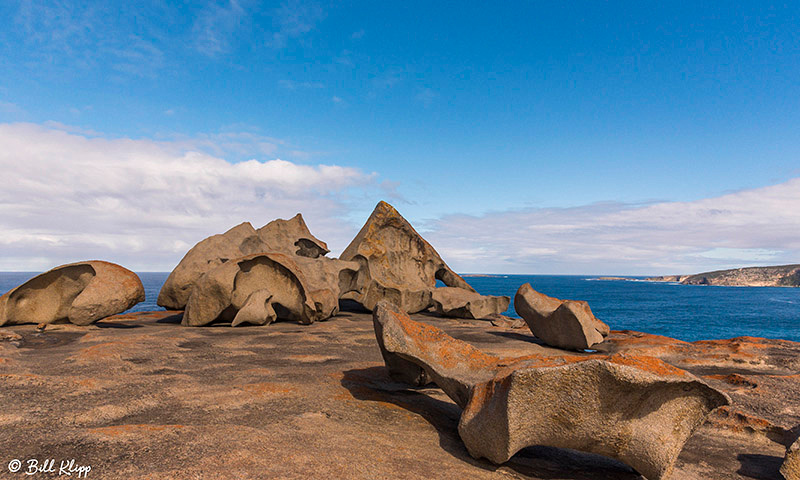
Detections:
340,366,642,480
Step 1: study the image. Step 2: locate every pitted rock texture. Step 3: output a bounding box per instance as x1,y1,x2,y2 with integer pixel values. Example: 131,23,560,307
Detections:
373,301,729,480
340,201,476,313
0,261,144,326
182,253,321,326
157,214,330,310
514,283,610,350
430,287,510,319
783,436,800,480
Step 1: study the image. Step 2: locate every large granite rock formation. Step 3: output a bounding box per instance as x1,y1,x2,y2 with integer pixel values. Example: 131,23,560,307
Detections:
157,214,334,310
182,253,330,327
514,283,610,350
340,201,477,313
430,287,510,319
784,435,800,480
0,261,144,326
373,301,728,480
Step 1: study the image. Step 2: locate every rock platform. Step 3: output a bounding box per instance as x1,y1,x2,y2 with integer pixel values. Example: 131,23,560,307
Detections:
1,309,797,479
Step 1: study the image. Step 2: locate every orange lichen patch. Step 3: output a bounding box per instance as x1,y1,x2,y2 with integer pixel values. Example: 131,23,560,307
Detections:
0,373,45,385
605,353,689,377
285,354,340,363
497,352,689,378
704,373,758,388
695,336,794,348
106,310,182,323
608,330,689,347
71,341,131,361
707,406,776,435
239,382,295,395
88,424,185,438
391,310,498,371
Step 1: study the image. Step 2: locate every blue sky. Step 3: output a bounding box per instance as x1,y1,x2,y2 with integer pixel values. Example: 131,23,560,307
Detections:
1,1,799,274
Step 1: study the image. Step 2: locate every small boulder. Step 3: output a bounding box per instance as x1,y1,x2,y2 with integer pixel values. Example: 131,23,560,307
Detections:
783,435,800,480
0,261,145,326
430,287,510,319
341,201,476,313
514,283,610,350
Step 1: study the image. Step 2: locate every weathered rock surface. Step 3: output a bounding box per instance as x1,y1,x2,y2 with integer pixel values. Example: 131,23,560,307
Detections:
514,283,610,350
157,214,330,310
0,261,144,326
340,201,476,313
373,301,729,480
430,287,510,319
783,436,800,480
182,253,326,326
0,308,796,479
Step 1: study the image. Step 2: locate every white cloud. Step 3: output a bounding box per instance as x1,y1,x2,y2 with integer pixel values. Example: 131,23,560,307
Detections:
269,0,324,48
425,180,800,275
193,0,249,56
0,123,374,271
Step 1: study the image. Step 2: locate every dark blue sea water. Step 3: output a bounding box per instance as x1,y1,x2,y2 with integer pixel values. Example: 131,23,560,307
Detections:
2,272,799,343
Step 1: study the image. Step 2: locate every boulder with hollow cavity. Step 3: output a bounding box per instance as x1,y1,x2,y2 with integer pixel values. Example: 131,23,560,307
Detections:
430,287,510,319
182,253,320,327
0,261,145,326
514,283,610,350
372,301,729,480
157,214,331,310
341,201,476,313
783,435,800,480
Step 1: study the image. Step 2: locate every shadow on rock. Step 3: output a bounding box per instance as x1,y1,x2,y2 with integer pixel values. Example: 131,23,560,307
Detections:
340,366,642,480
94,321,142,329
736,453,784,480
155,313,184,324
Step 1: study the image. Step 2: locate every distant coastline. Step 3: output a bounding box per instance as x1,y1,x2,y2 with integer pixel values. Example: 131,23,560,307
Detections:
645,264,800,287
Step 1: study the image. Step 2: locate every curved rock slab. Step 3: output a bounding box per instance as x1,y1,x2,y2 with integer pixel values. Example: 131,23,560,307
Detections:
0,261,145,326
514,283,610,350
158,214,330,310
372,301,729,480
341,201,476,313
784,436,800,480
182,253,321,327
431,287,510,319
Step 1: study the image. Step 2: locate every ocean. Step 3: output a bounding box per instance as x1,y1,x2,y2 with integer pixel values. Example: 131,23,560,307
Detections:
2,272,799,343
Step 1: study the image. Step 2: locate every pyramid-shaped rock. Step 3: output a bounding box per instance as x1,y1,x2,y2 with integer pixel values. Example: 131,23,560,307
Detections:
340,201,476,313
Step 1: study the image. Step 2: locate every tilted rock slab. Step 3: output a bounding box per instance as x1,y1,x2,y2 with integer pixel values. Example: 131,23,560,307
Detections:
0,261,145,326
157,214,333,310
514,282,610,350
182,253,330,327
340,201,477,313
784,435,800,480
431,287,510,319
372,301,729,480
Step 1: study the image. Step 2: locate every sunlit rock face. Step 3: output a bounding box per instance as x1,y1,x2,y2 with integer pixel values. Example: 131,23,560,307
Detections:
0,261,144,326
514,283,610,350
372,301,729,480
157,214,331,310
340,201,476,314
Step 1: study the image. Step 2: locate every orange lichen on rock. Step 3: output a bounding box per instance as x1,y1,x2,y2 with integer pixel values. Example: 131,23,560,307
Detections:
704,373,758,388
240,382,295,395
88,424,185,438
389,310,498,371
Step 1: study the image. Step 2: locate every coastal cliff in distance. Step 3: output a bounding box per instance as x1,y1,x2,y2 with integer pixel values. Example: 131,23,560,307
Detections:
647,264,800,287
